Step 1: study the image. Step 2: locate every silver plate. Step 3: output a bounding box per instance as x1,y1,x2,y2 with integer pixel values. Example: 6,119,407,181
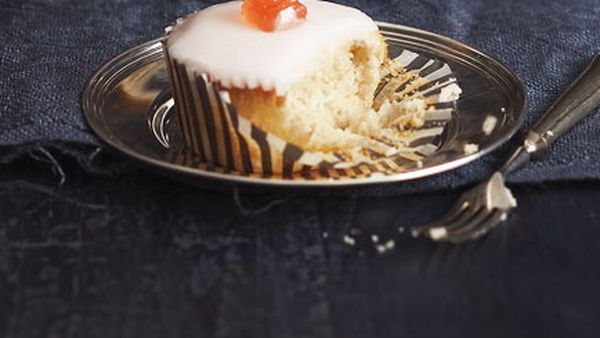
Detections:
82,23,527,187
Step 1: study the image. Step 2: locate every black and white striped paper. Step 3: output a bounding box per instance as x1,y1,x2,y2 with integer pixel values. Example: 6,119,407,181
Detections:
164,46,461,181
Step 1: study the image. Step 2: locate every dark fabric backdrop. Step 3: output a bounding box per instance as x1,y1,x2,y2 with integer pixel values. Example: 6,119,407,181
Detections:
1,0,600,190
2,1,600,338
2,153,600,338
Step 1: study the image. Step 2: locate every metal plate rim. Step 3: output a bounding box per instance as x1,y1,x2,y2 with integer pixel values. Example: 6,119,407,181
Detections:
82,23,527,188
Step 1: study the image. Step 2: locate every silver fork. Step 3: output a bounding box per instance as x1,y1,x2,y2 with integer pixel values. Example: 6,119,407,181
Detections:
412,52,600,243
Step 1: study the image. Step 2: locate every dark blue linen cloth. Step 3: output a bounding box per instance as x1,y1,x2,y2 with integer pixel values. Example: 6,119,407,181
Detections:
2,0,600,190
3,156,600,338
3,3,600,337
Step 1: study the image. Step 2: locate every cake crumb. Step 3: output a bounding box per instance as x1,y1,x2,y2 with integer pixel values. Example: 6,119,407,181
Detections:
439,83,463,102
322,231,329,239
482,115,498,136
371,234,380,243
464,143,479,155
429,227,448,240
343,235,356,246
385,240,395,250
375,240,396,254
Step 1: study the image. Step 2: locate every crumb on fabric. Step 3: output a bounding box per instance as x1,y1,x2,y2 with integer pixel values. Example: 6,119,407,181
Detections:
343,235,356,246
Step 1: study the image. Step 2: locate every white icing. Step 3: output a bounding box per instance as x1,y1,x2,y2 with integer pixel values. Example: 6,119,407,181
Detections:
167,0,379,95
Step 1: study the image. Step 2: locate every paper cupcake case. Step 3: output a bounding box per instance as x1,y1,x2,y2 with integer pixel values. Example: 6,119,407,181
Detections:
163,42,462,180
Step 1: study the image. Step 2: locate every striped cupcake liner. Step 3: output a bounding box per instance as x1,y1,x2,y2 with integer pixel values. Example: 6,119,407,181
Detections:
163,44,462,180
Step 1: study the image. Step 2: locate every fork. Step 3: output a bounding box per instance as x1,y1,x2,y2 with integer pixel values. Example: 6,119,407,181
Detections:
412,52,600,243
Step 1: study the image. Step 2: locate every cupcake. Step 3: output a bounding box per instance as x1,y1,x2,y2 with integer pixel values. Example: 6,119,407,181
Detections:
163,0,460,176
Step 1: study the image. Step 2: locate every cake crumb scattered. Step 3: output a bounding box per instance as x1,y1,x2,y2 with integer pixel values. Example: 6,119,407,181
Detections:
385,240,395,250
375,240,396,254
371,234,380,243
482,115,498,136
439,83,463,102
429,227,448,240
464,143,479,155
343,235,356,246
322,231,329,239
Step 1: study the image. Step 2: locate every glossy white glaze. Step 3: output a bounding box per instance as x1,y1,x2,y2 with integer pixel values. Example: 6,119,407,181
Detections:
167,0,379,95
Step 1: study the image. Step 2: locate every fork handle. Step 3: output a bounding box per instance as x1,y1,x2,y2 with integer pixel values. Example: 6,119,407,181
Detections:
501,52,600,174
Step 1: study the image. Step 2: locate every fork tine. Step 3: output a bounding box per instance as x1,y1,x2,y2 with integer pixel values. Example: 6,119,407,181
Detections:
411,203,467,235
443,206,490,234
412,202,479,240
444,209,506,243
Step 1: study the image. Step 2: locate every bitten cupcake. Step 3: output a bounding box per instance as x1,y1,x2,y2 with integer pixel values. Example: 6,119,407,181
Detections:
163,0,460,176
